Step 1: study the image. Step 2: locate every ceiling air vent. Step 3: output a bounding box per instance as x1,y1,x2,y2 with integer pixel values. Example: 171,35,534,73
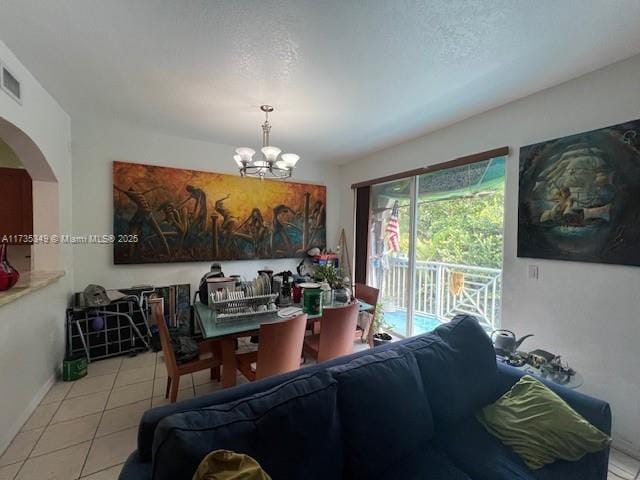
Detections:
1,63,22,104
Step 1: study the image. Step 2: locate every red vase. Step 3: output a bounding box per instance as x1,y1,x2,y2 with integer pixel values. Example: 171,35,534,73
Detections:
0,243,20,291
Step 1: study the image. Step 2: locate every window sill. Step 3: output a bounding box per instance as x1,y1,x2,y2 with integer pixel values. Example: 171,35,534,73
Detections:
0,270,65,308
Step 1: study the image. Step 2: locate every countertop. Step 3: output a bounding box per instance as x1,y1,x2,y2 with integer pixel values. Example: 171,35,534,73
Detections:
0,270,66,307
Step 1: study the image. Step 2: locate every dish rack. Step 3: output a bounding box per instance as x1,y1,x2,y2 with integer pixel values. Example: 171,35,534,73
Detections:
208,293,278,325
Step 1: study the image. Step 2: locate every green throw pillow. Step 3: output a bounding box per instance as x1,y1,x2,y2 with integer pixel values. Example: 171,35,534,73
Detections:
192,450,272,480
476,375,611,470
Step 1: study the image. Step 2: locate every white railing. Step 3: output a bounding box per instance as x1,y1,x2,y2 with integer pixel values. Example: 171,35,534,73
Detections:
380,257,502,333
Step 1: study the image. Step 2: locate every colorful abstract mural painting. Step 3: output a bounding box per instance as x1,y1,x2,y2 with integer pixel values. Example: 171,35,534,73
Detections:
518,118,640,266
113,161,326,264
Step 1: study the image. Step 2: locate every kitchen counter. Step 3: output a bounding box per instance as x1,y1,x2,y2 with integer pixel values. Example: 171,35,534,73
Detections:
0,270,65,308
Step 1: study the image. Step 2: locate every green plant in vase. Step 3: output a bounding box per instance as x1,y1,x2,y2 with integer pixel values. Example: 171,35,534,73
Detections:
314,264,350,303
313,264,344,288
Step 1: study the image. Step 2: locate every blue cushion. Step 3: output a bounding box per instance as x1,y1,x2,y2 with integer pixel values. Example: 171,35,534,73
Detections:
494,363,611,480
438,414,536,480
403,315,498,429
118,451,151,480
380,445,472,480
135,333,426,461
151,371,341,480
535,454,609,480
328,348,433,480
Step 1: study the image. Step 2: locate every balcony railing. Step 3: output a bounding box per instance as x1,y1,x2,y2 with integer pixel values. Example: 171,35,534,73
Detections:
380,257,502,333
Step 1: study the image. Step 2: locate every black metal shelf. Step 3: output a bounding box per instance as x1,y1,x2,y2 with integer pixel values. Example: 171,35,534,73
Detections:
66,298,150,362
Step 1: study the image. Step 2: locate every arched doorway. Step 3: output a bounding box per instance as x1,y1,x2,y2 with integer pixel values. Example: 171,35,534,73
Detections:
0,116,60,272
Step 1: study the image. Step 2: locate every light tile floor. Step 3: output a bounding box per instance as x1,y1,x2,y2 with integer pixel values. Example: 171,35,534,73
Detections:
0,346,638,479
610,449,640,479
0,350,236,480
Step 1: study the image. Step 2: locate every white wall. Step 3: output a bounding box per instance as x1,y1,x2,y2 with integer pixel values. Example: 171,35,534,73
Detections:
0,39,73,453
339,54,640,455
0,138,24,168
71,117,340,296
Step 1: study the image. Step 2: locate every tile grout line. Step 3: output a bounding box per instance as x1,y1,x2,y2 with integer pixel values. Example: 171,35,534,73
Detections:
2,352,178,479
18,421,144,463
608,471,632,480
77,351,158,477
12,365,80,480
21,378,190,432
78,355,130,478
78,462,125,479
610,449,640,478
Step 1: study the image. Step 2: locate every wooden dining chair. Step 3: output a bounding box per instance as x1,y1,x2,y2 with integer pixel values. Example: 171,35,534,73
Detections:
235,313,308,381
303,302,359,363
151,298,222,403
353,283,379,347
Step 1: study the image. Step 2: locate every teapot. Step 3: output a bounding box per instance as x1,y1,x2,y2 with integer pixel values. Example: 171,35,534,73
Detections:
491,329,534,356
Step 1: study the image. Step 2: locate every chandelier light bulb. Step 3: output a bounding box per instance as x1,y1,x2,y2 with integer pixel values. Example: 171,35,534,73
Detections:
261,146,281,163
235,147,255,163
280,153,300,168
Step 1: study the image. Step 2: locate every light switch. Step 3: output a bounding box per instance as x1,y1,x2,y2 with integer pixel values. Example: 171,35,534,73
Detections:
528,265,539,280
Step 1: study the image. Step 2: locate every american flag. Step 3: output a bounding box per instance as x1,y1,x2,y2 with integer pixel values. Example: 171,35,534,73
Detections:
386,200,400,252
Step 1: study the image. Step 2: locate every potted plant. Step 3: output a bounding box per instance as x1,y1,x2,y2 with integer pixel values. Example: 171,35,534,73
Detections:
313,264,349,303
313,264,341,287
371,303,393,346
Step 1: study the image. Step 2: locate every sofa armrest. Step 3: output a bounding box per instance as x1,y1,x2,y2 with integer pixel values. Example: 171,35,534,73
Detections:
496,363,612,435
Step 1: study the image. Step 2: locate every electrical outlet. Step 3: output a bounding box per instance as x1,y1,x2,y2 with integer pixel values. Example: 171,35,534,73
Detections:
528,265,539,280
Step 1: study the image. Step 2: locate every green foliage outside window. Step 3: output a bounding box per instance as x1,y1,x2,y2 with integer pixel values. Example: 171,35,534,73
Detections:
398,183,504,269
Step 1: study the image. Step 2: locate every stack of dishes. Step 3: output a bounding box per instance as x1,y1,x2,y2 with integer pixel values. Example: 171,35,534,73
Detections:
244,273,272,298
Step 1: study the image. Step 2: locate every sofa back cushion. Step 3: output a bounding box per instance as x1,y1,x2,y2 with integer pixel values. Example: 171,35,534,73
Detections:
151,371,341,480
403,315,498,429
328,348,433,480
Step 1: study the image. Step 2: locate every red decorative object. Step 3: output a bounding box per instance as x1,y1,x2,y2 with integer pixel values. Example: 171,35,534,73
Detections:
0,243,20,291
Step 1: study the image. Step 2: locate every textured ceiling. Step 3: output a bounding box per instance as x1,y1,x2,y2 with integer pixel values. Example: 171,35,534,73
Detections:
1,1,640,164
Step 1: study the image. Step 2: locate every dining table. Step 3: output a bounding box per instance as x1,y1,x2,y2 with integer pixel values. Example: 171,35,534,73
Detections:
193,299,374,388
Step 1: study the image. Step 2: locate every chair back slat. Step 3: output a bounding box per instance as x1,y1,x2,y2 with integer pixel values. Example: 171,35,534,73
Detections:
354,283,379,314
150,298,178,376
318,302,359,362
256,313,307,380
354,283,380,345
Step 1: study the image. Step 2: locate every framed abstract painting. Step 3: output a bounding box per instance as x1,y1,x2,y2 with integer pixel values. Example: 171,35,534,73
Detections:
518,118,640,266
113,161,326,264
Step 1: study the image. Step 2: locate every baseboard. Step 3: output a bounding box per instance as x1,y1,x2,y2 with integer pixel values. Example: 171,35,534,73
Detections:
0,373,56,456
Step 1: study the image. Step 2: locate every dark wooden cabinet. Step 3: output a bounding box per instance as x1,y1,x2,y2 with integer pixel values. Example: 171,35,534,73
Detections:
0,167,33,243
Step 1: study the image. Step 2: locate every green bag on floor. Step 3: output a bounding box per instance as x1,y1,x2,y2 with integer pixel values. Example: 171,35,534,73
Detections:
62,355,87,381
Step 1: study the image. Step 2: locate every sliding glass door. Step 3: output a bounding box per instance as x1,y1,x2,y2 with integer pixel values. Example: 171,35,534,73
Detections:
368,157,505,337
369,178,414,336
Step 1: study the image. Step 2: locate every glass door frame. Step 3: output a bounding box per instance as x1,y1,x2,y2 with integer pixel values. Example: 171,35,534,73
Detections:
406,176,418,337
366,176,419,337
365,156,506,338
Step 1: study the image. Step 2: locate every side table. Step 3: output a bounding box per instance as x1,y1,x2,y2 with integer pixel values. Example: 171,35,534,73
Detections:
497,355,584,389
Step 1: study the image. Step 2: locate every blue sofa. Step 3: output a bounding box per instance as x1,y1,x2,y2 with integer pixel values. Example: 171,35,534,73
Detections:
119,315,611,480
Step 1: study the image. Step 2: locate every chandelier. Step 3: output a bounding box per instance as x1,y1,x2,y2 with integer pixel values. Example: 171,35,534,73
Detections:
234,105,299,179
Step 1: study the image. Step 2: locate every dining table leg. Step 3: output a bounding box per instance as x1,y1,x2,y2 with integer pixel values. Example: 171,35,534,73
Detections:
220,337,238,388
